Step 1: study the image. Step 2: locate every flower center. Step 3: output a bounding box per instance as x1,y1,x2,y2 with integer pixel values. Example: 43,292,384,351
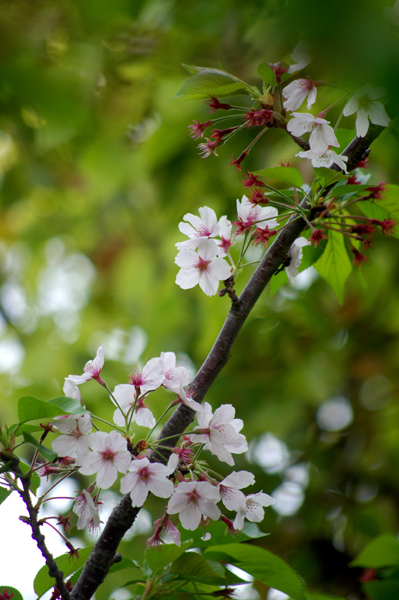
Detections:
195,257,210,272
139,466,150,482
187,489,200,506
101,449,115,462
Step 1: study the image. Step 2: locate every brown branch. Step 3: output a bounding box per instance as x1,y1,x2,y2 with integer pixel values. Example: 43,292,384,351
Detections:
70,125,383,600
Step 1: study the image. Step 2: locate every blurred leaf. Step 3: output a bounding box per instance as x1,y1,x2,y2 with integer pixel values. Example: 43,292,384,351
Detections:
22,431,57,462
313,167,347,191
257,63,275,86
254,167,304,189
169,551,226,585
0,586,23,600
314,230,352,303
351,535,399,568
174,66,259,100
363,579,399,600
34,547,93,598
374,184,399,238
179,520,268,547
18,396,88,424
0,486,12,504
331,184,370,197
359,200,390,221
145,540,192,573
204,543,306,600
18,462,40,495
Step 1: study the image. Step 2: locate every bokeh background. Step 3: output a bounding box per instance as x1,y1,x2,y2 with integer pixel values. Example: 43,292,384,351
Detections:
1,1,399,599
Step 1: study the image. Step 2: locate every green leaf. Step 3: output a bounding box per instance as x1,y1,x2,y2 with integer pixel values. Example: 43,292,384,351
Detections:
314,230,352,303
0,486,12,504
0,586,23,600
9,423,44,437
257,62,275,86
359,200,390,221
331,184,370,198
204,543,306,600
179,519,268,548
109,556,140,573
174,66,259,100
18,396,88,424
351,534,399,568
169,551,226,585
335,128,356,150
34,547,93,598
254,166,304,189
306,594,347,600
313,167,347,191
145,540,192,573
22,431,58,462
374,184,399,238
363,579,399,600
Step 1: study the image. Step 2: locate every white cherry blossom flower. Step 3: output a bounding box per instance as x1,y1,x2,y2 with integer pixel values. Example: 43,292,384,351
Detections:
79,430,132,489
343,85,390,138
235,196,278,235
175,239,231,297
161,352,190,395
297,148,348,172
190,402,248,466
130,356,165,395
120,454,178,507
288,41,312,74
217,215,233,258
283,78,318,112
67,345,106,386
219,470,255,511
63,378,82,403
286,237,310,286
287,113,339,153
112,383,156,429
233,492,275,530
73,489,101,531
167,480,221,530
176,206,220,251
51,414,92,460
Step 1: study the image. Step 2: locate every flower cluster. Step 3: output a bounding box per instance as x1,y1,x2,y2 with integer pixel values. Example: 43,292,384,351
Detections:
43,345,274,544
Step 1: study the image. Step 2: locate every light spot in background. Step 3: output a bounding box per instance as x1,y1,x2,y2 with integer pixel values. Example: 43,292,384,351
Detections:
99,327,149,364
109,589,133,600
316,395,353,431
284,463,309,488
249,433,290,474
123,507,153,541
326,328,348,350
294,266,318,290
271,482,305,516
0,337,25,373
354,481,379,503
1,280,37,332
226,565,259,600
360,375,392,411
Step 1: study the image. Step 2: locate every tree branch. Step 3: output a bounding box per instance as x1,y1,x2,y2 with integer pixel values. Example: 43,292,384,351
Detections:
70,125,383,600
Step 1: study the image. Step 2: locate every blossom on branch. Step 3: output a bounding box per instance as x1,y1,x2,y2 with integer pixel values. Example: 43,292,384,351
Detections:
288,41,312,74
217,215,233,258
234,195,278,236
129,357,165,395
167,480,221,530
189,402,248,466
343,85,390,138
218,470,255,511
73,488,101,532
78,430,132,489
112,383,156,429
283,78,318,112
188,120,212,139
175,239,231,296
297,147,348,172
120,454,178,507
286,237,310,286
287,113,339,153
51,414,92,460
233,491,275,530
63,379,81,403
176,206,220,251
67,345,106,386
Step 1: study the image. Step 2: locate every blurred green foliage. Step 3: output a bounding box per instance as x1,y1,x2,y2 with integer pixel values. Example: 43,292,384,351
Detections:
1,1,399,599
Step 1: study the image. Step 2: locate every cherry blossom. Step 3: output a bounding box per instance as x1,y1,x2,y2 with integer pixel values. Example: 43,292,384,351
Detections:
63,378,82,403
190,402,248,466
233,491,275,530
175,239,231,296
287,113,339,153
78,430,132,489
286,237,310,286
217,215,233,258
218,470,255,510
161,352,190,395
288,41,312,74
283,78,318,112
129,357,165,395
120,454,178,507
343,85,390,138
297,148,348,172
73,488,101,531
112,383,156,429
176,206,220,251
51,414,92,460
234,195,278,236
67,345,106,386
167,480,221,530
